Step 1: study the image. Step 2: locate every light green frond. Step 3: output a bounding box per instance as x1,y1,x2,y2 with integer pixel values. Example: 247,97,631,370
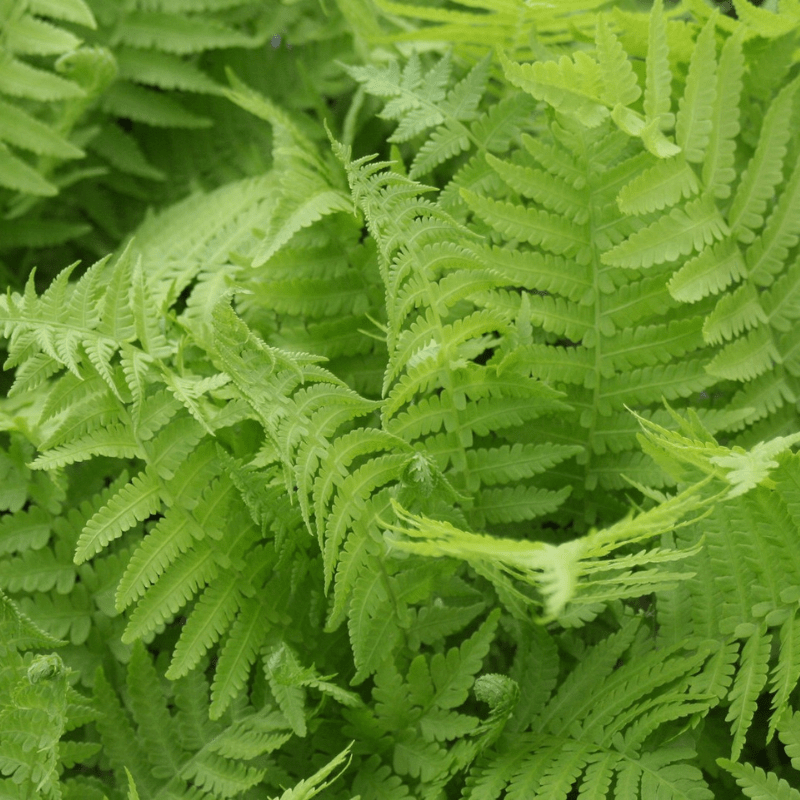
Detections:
595,360,710,416
727,75,800,244
595,15,641,108
16,587,92,645
778,709,800,771
381,476,714,622
667,237,748,304
101,81,212,128
0,140,58,195
121,538,221,644
643,0,673,130
498,49,609,129
701,281,769,346
127,640,184,779
0,54,84,100
616,154,699,215
476,483,572,525
38,378,122,451
135,388,182,441
180,751,264,796
74,465,162,564
167,578,243,680
131,261,171,357
209,594,269,720
478,619,716,799
323,453,410,593
92,639,288,799
0,545,73,594
97,244,137,342
768,613,800,743
464,443,584,492
344,52,452,143
5,351,61,396
115,47,223,95
115,508,200,612
717,758,800,800
312,428,408,544
465,242,590,302
730,0,799,37
461,187,589,260
464,91,537,155
205,706,292,760
704,324,781,382
429,608,500,710
0,242,172,412
496,341,593,386
602,194,729,269
0,506,51,557
702,27,744,198
674,14,717,164
745,151,800,287
348,560,396,683
271,744,353,800
114,11,261,54
0,97,82,159
485,152,588,222
409,53,491,179
30,421,141,471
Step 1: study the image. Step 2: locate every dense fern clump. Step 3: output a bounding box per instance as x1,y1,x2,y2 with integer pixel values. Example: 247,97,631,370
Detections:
1,1,800,798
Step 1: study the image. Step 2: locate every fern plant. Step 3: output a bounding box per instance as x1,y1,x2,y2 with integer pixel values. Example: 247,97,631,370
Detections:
1,1,800,799
349,0,800,535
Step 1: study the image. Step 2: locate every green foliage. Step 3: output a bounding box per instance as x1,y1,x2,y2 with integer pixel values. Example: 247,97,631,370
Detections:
1,0,800,798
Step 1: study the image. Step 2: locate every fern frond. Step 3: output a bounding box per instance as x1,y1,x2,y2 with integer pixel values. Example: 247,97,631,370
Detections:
120,537,224,644
729,0,800,37
101,80,212,128
667,237,748,304
727,74,800,244
460,617,717,799
778,709,800,772
209,593,270,721
116,47,224,95
114,506,202,613
461,187,589,260
0,0,92,202
370,0,605,65
93,641,294,798
643,0,675,132
703,324,781,382
126,639,185,778
0,97,83,159
380,472,717,623
74,466,162,565
166,577,243,681
499,48,609,129
485,151,588,223
271,744,354,800
30,422,141,471
768,614,800,744
745,149,800,290
674,14,717,164
702,27,745,199
616,154,700,215
717,758,800,800
113,11,261,55
602,194,730,269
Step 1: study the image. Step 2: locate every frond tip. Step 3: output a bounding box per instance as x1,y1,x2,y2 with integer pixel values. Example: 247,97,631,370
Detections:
379,480,716,623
